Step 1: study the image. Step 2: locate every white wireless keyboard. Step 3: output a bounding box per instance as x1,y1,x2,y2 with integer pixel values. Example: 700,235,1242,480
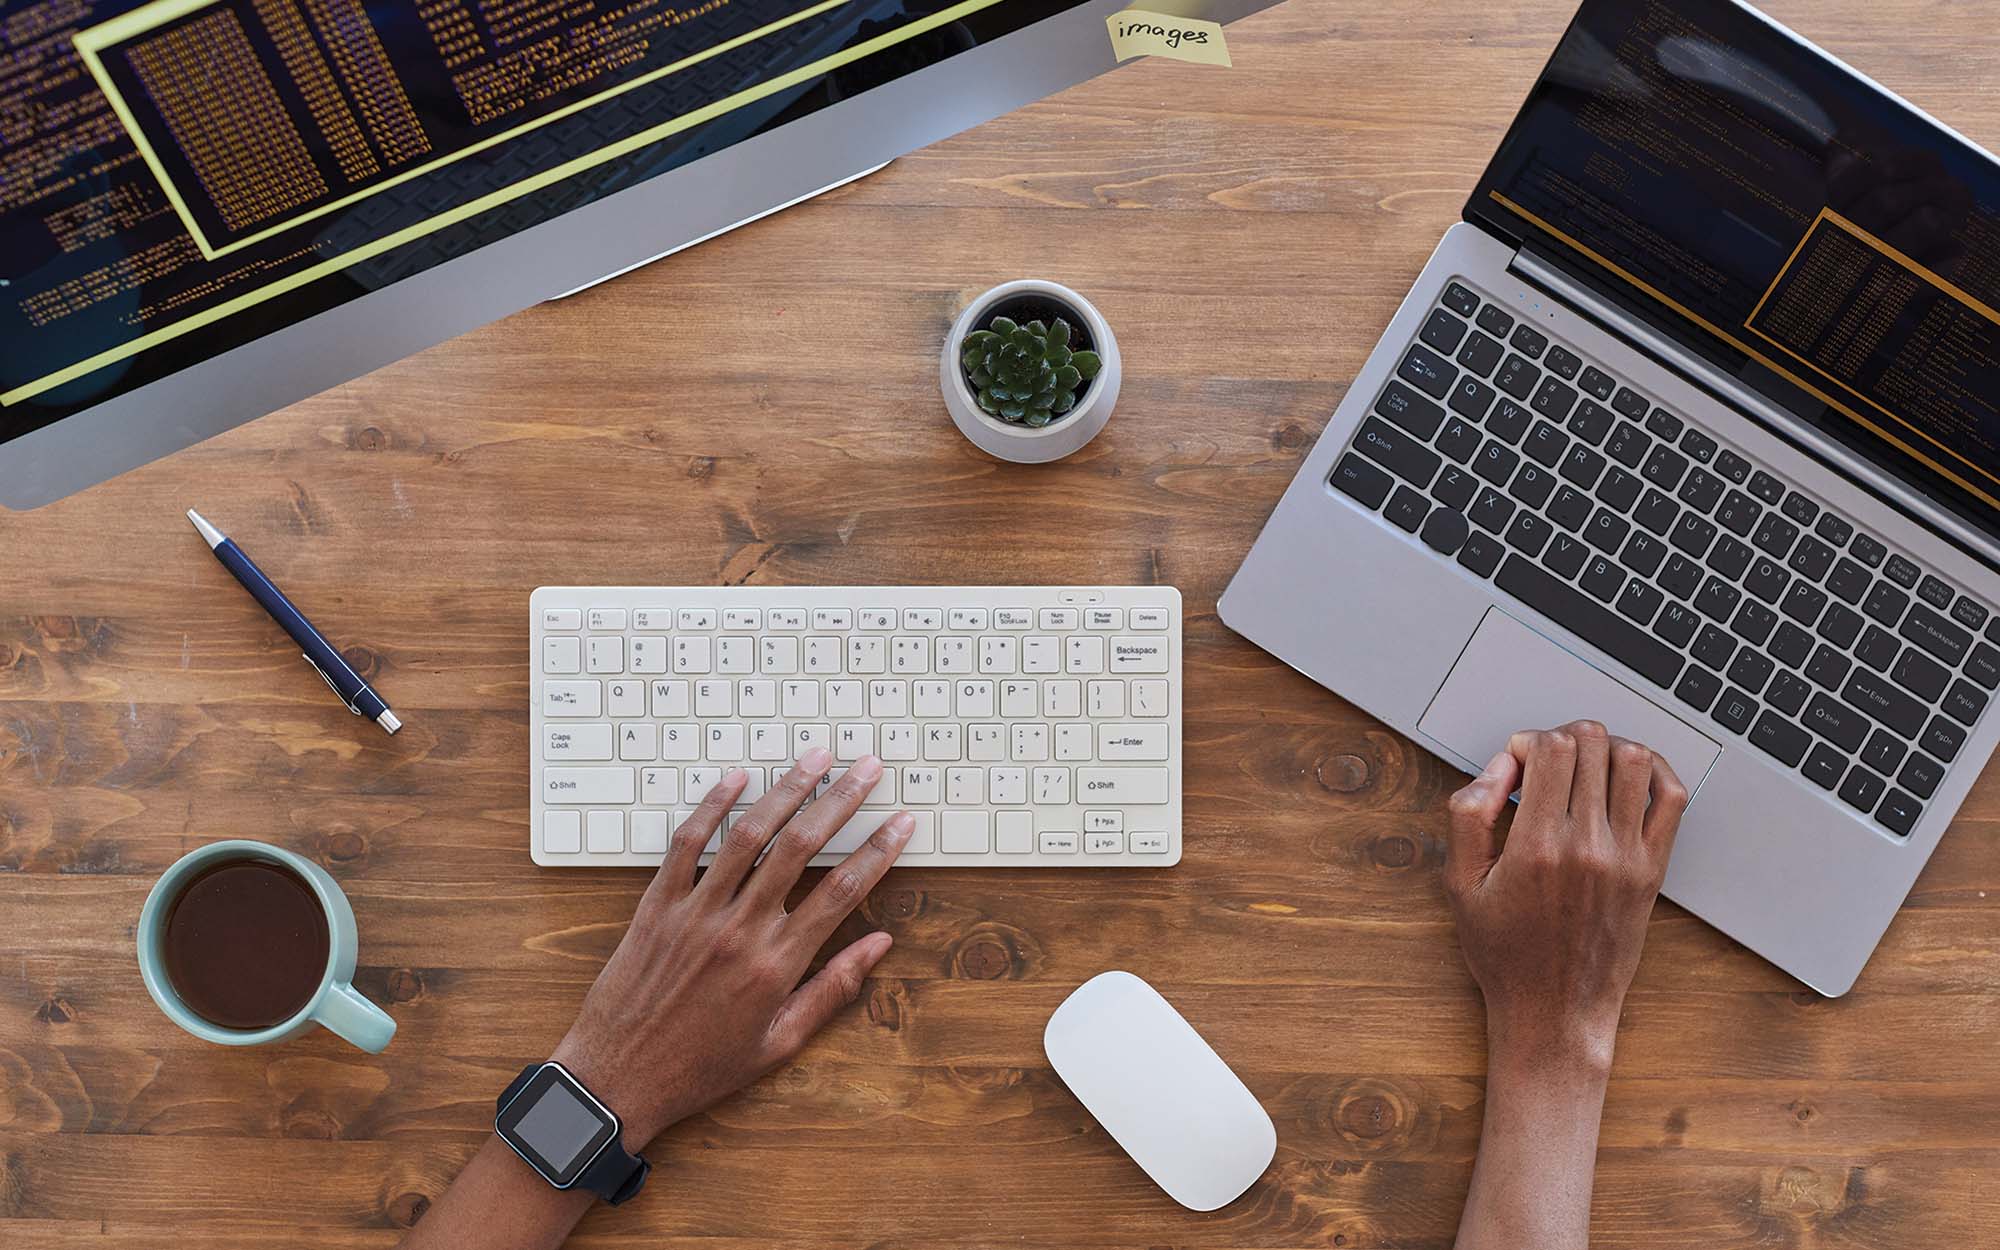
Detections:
530,587,1183,867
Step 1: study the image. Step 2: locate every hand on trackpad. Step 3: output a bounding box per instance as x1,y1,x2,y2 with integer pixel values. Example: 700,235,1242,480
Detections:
1420,608,1721,794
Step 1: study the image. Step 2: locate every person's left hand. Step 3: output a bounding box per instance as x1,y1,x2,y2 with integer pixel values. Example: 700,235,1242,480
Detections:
548,748,912,1148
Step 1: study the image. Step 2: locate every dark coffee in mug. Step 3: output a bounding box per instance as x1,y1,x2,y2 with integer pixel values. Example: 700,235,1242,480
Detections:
162,858,331,1029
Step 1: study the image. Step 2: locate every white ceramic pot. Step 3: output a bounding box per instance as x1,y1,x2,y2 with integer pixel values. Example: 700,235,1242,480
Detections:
941,280,1121,464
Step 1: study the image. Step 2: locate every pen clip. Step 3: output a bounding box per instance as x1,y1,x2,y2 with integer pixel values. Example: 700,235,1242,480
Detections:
303,652,364,716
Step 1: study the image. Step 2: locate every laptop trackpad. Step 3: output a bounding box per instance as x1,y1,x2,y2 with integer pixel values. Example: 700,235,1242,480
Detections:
1420,608,1722,796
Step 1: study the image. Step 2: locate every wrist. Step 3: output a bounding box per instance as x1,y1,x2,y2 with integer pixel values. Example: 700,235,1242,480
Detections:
1483,1003,1620,1087
547,1034,678,1150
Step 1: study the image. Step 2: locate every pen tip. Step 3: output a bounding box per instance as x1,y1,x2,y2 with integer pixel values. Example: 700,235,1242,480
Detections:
185,508,225,549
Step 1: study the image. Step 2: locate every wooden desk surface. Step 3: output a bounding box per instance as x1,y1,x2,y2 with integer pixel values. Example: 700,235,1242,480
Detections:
7,1,2000,1245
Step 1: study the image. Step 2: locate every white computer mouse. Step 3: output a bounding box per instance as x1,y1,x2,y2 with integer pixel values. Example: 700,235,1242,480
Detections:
1043,970,1277,1211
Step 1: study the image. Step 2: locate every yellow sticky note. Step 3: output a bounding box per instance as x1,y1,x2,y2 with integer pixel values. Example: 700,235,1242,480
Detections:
1107,10,1232,67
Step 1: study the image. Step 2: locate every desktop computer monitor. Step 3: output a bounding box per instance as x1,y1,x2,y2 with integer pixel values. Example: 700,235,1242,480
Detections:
0,0,1277,508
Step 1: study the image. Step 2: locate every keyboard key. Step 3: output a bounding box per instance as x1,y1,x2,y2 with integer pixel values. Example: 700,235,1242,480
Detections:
1549,486,1593,532
1860,729,1907,776
1899,752,1943,798
1610,386,1649,420
1826,559,1870,605
1545,532,1589,578
1747,470,1785,505
1658,553,1702,600
1634,488,1679,536
1457,332,1505,378
1531,377,1578,422
1605,421,1649,469
1584,508,1630,553
1580,555,1625,602
1814,513,1854,547
1442,282,1480,317
1487,399,1532,444
1943,679,1989,726
1654,601,1700,648
1875,789,1922,836
1709,536,1753,582
1788,536,1835,582
1354,417,1441,488
1449,378,1497,421
1817,604,1863,649
1561,445,1608,490
1438,416,1484,462
1780,491,1819,526
1713,490,1759,537
1376,381,1446,438
1496,355,1540,400
1470,487,1516,533
1843,669,1928,738
1917,575,1954,611
1331,454,1394,508
1506,512,1554,556
1899,604,1972,665
1694,576,1741,621
1679,429,1717,463
1476,304,1515,338
1805,644,1850,690
1964,643,2000,690
1641,444,1688,492
1669,513,1717,558
1077,768,1170,804
1726,648,1774,694
1692,624,1737,670
1616,579,1664,625
1496,555,1683,686
1714,449,1752,484
1952,596,1990,632
1676,466,1724,515
1645,406,1684,441
1524,420,1568,467
1420,508,1471,555
1596,467,1642,512
1457,530,1505,578
1511,462,1557,508
1675,666,1722,711
1420,308,1468,353
1752,512,1798,559
1769,622,1814,668
1863,580,1908,627
1511,324,1549,357
1884,554,1921,588
1891,648,1949,703
1849,533,1887,567
1711,687,1758,734
1621,531,1666,577
1750,710,1811,766
1731,600,1778,646
1766,670,1811,716
1578,366,1616,400
1434,465,1478,511
1398,344,1455,399
1474,440,1521,485
1569,400,1615,446
1802,743,1845,789
1802,693,1869,751
542,767,636,805
1838,766,1887,814
1546,345,1583,379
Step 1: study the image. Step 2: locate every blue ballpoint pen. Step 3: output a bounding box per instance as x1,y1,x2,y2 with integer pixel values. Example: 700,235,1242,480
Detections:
186,508,401,734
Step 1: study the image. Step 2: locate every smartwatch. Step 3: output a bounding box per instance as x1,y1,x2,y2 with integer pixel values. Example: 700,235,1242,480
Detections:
495,1061,650,1205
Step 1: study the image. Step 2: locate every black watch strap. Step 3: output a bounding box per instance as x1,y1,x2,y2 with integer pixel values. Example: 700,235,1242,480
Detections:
500,1063,650,1206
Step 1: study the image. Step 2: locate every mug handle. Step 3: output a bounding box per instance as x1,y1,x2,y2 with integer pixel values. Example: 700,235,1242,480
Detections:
315,982,398,1053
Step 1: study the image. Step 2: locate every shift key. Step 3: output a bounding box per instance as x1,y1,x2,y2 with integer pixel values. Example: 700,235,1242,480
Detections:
1077,768,1170,804
542,767,636,804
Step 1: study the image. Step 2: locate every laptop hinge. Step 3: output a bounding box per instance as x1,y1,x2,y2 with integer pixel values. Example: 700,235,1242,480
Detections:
1510,246,2000,571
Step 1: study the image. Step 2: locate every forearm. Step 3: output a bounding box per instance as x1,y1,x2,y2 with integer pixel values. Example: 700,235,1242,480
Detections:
398,1136,597,1250
1452,1022,1614,1250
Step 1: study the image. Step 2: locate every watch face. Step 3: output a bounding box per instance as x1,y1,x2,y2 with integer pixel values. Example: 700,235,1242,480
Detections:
496,1065,620,1187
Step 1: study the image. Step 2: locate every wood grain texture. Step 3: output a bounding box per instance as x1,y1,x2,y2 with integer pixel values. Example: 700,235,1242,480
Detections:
6,0,2000,1245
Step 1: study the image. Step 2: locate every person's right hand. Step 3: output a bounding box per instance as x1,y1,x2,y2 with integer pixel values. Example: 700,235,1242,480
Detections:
1441,720,1688,1069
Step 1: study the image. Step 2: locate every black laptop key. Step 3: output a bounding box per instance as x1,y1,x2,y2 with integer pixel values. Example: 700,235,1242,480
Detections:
1475,304,1514,338
1714,490,1759,537
1584,508,1630,554
1838,766,1887,814
1788,536,1835,582
1560,445,1607,491
1505,512,1554,556
1530,377,1578,422
1621,531,1667,578
1782,582,1828,627
1861,729,1907,776
1496,355,1540,400
1433,464,1478,512
1766,670,1812,716
1495,554,1684,687
1675,666,1723,712
1376,381,1446,439
1805,644,1851,691
1420,507,1471,555
1355,417,1441,488
1814,513,1854,547
1524,420,1568,468
1678,466,1724,514
1654,601,1701,648
1709,537,1752,583
1692,623,1737,671
1884,553,1921,588
1752,512,1799,559
1862,580,1908,627
1714,449,1752,484
1669,513,1717,559
1580,555,1625,603
1596,467,1642,513
1457,530,1505,578
1470,486,1516,533
1420,308,1468,354
1898,752,1944,798
1617,579,1664,626
1951,595,1989,632
1385,485,1430,533
1818,604,1864,650
1891,647,1949,704
1849,533,1887,568
1578,365,1616,401
1727,648,1775,694
1732,600,1778,646
1398,344,1456,400
1605,422,1649,469
1474,440,1520,485
1511,464,1557,511
1802,743,1846,789
1448,377,1496,421
1331,454,1394,509
1876,789,1922,836
1569,400,1615,446
1610,386,1650,421
1640,444,1688,492
1964,643,2000,690
1749,710,1812,766
1743,556,1790,604
1545,346,1583,380
1803,692,1869,752
1899,603,1971,665
1712,687,1759,734
1510,324,1548,358
1457,332,1504,378
1645,406,1684,441
1826,558,1870,605
1943,679,1988,726
1855,625,1900,672
1679,429,1718,464
1780,491,1819,526
1486,399,1532,444
1545,532,1589,578
1658,553,1703,600
1438,416,1483,463
1634,488,1679,536
1694,575,1741,622
1845,668,1928,738
1747,469,1786,505
1442,283,1480,317
1770,622,1814,668
1916,574,1954,611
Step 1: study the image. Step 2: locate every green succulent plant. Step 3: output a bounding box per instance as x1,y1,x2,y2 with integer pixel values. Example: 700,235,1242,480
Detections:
961,315,1102,427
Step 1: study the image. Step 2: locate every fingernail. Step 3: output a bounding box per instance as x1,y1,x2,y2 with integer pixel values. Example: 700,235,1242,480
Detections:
724,767,746,784
853,754,883,782
800,746,831,772
885,810,914,846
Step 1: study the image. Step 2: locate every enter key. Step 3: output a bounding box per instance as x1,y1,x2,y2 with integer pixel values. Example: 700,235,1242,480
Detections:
1096,723,1169,761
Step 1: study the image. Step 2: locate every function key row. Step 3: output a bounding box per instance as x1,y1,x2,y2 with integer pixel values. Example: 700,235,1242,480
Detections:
544,606,1172,632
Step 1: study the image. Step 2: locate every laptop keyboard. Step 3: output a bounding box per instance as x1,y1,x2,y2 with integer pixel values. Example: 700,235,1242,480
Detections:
1331,279,1999,838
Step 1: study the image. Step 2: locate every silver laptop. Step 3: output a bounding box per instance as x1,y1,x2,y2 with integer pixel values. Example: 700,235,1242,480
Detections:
1220,0,2000,995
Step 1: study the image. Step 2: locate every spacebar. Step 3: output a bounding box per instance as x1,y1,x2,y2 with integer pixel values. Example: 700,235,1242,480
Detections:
1495,556,1684,688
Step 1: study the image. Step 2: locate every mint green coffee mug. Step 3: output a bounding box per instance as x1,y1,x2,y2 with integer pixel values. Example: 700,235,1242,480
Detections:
137,839,397,1052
